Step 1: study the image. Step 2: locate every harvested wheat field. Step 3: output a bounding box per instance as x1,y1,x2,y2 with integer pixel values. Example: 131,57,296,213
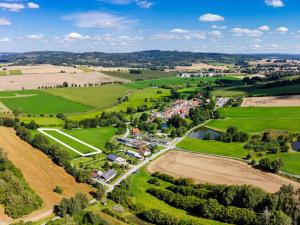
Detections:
242,95,300,107
0,127,93,224
2,64,83,75
148,150,300,193
0,72,126,91
176,63,228,71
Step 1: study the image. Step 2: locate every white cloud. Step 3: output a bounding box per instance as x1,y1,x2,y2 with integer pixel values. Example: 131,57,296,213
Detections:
27,2,40,9
0,3,25,12
277,26,288,34
0,37,11,42
231,28,263,37
170,28,189,34
265,0,284,8
135,0,153,8
64,12,136,29
64,32,90,41
94,34,143,45
258,25,270,31
0,18,10,26
151,31,206,41
26,34,44,40
210,30,222,37
211,25,226,29
100,0,154,8
199,13,224,22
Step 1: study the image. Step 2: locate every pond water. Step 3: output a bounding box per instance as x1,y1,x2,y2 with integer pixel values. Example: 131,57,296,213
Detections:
189,127,220,140
292,141,300,151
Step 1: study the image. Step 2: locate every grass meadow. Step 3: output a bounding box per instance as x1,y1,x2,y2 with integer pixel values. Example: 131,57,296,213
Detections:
266,152,300,176
177,137,247,159
45,85,130,109
0,90,91,114
208,107,300,133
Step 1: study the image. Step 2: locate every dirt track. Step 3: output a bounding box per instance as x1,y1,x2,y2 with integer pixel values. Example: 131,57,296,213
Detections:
242,95,300,107
0,127,93,223
148,150,300,193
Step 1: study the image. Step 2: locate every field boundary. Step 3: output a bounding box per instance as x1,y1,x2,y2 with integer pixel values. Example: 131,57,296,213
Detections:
37,128,102,157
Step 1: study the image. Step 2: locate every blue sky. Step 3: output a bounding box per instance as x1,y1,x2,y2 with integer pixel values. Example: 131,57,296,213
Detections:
0,0,300,53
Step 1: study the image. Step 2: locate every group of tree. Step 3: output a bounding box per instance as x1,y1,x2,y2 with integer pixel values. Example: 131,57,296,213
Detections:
51,193,108,225
146,173,298,225
244,132,291,155
0,149,42,218
217,126,249,143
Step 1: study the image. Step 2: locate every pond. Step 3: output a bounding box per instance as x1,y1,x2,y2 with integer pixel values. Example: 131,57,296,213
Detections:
188,127,220,140
292,141,300,151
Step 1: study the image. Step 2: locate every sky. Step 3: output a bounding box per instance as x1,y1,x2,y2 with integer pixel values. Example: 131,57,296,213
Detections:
0,0,300,53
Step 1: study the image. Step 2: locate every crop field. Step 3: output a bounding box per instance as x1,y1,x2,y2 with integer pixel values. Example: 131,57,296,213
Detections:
129,169,226,225
0,90,91,114
124,76,237,89
9,69,23,75
104,70,176,81
177,137,247,159
0,127,92,223
45,85,130,109
148,151,300,193
208,107,300,133
38,128,102,157
77,66,94,72
241,95,300,107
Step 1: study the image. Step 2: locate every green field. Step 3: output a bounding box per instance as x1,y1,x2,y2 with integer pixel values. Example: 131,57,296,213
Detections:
43,129,98,155
213,84,300,97
129,169,227,225
104,70,176,81
124,77,236,89
177,137,247,159
45,85,130,109
9,69,23,75
20,116,64,126
63,127,117,150
208,107,300,133
266,152,300,176
77,66,94,72
41,127,116,157
0,71,7,76
0,90,91,114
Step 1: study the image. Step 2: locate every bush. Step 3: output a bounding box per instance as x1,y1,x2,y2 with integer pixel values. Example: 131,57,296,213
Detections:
53,186,63,194
147,178,161,186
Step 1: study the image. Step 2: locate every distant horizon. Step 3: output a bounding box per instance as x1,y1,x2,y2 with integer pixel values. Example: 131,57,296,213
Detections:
0,0,300,53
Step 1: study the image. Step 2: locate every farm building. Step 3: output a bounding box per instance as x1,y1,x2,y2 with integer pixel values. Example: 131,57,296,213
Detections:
102,169,117,182
126,150,143,159
107,154,127,165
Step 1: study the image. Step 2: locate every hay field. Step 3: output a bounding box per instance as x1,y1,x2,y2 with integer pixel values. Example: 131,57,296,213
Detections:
242,95,300,107
148,150,300,193
0,72,124,91
0,127,93,224
176,63,228,71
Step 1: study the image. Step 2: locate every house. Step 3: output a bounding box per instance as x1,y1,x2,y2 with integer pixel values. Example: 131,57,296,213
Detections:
132,128,141,137
102,169,117,182
91,170,103,179
126,150,143,159
107,154,127,165
139,148,151,157
132,141,147,149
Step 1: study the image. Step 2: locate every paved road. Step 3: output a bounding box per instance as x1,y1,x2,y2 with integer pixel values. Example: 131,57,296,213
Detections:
103,119,212,193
